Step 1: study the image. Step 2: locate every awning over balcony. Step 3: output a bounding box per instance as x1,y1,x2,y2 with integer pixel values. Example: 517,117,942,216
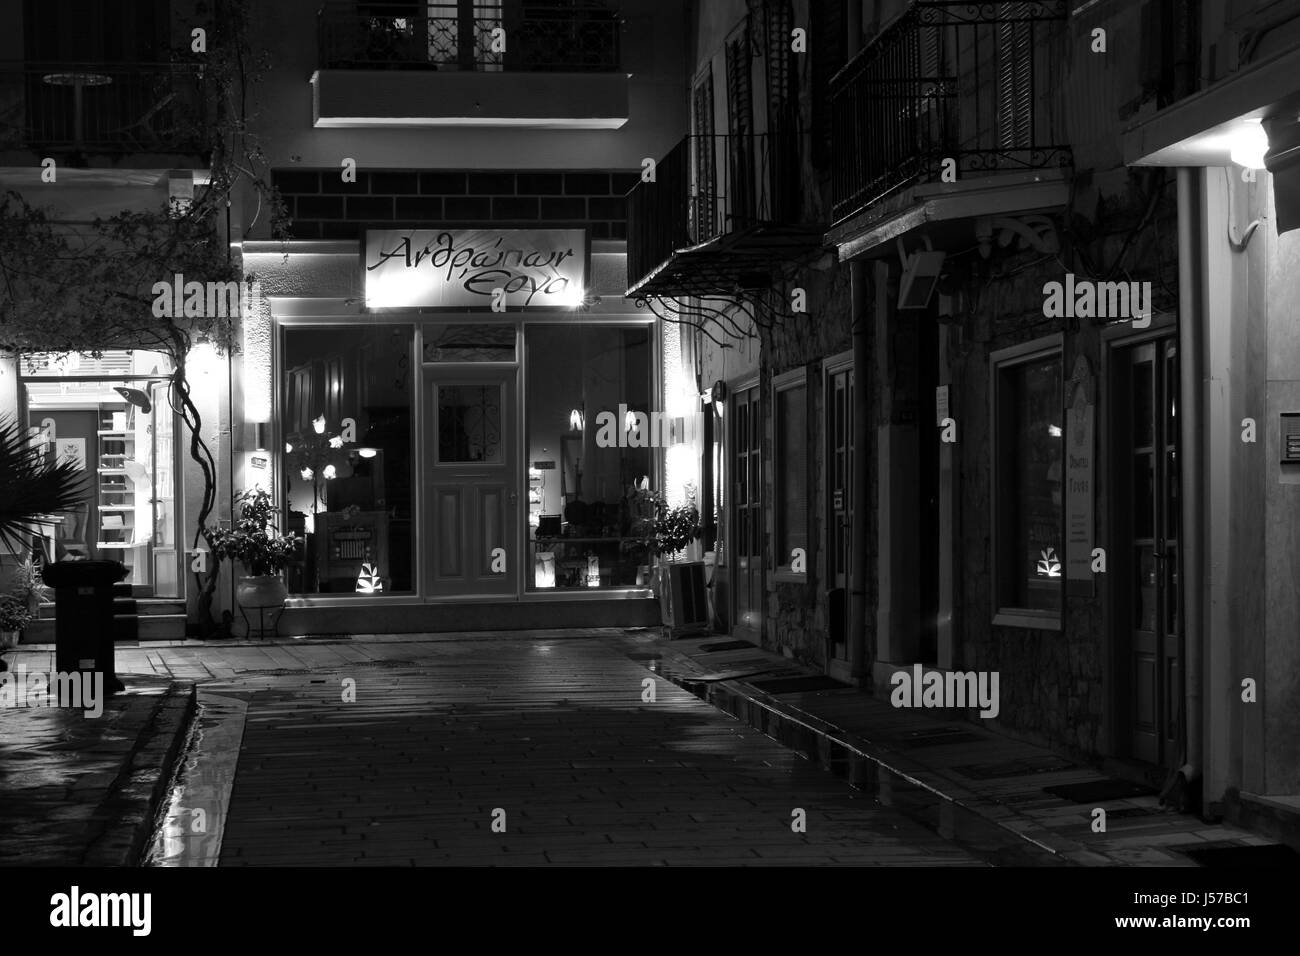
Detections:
625,133,824,299
627,223,826,299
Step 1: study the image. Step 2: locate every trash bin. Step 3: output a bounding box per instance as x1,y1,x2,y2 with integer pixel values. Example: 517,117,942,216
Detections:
41,560,127,695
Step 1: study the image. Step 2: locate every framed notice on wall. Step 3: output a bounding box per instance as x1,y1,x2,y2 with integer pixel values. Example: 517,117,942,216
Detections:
364,228,588,310
57,437,86,471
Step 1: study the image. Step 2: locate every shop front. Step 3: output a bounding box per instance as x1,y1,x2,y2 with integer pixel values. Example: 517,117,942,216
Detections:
240,228,662,632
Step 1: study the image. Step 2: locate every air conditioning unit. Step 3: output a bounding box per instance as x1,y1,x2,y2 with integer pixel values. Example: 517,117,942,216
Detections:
660,561,710,638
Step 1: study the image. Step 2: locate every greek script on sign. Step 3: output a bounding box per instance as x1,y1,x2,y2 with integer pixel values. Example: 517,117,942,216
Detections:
365,228,587,309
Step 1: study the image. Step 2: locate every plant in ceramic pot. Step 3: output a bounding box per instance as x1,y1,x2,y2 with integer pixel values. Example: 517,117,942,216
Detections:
206,488,301,614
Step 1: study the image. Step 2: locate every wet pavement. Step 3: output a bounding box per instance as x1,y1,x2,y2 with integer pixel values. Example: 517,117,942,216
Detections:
0,672,193,866
148,635,991,866
3,628,1285,866
625,633,1286,867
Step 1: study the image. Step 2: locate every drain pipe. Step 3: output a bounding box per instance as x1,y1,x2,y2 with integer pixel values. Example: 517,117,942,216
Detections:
846,7,869,684
849,261,870,682
1173,166,1204,800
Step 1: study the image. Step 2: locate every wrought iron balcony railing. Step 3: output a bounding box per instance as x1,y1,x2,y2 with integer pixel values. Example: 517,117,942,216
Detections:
627,132,804,295
318,2,621,72
830,0,1071,225
0,62,207,156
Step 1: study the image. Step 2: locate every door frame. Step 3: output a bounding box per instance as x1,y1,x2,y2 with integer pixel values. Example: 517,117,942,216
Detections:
15,366,184,598
728,373,761,642
1100,313,1183,764
823,350,854,664
421,366,520,600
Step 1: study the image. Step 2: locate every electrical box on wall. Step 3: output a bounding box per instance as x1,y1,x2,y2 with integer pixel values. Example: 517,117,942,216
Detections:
1282,413,1300,464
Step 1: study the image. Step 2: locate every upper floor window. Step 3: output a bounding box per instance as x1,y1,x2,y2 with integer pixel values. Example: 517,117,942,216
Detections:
318,0,621,72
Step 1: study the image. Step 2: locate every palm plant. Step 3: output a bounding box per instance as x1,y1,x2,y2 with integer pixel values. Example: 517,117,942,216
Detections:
0,414,89,557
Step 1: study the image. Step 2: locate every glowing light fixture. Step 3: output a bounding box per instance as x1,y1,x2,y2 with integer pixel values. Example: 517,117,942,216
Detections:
312,415,326,435
569,407,584,431
1048,424,1062,438
300,466,313,480
358,447,378,459
329,435,344,449
323,464,337,480
1231,118,1269,170
285,441,294,454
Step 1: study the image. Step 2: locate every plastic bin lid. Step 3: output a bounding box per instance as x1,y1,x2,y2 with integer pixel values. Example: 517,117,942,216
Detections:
41,559,129,588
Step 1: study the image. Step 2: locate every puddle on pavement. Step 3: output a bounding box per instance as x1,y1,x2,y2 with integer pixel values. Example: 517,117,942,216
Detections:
144,693,247,867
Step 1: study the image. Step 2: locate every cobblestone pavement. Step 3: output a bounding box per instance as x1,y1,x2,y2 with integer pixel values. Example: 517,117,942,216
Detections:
133,634,988,866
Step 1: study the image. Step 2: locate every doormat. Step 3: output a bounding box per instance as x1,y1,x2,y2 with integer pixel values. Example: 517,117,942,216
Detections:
699,640,756,652
1177,843,1300,867
748,675,851,694
955,756,1078,779
898,730,985,749
1104,805,1168,820
1043,779,1158,803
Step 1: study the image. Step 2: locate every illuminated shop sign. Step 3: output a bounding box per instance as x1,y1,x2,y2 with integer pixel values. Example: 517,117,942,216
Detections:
364,228,587,309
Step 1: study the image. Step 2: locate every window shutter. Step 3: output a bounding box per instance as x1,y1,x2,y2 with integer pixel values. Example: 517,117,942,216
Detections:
996,2,1033,149
691,67,716,241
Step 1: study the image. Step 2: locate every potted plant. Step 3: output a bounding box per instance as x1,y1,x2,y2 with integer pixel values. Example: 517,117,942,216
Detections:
0,592,32,651
652,497,703,562
11,556,48,620
206,488,301,619
641,490,706,634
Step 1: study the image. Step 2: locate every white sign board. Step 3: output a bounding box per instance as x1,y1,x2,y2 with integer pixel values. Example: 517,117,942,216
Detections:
365,228,587,310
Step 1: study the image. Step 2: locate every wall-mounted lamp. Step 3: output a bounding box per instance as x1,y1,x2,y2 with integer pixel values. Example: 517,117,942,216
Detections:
114,386,152,414
1231,118,1269,170
254,422,269,452
569,406,585,431
312,414,326,435
897,236,946,310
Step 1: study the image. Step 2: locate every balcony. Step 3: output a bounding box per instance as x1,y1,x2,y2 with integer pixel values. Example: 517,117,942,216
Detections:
830,0,1072,226
626,132,823,298
313,2,628,128
0,62,207,162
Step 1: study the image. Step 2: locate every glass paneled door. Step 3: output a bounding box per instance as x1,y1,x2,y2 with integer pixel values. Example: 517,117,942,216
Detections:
1114,338,1182,767
730,385,761,640
423,370,518,598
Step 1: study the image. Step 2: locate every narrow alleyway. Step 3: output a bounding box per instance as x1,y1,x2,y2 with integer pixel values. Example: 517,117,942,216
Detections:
140,634,988,866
